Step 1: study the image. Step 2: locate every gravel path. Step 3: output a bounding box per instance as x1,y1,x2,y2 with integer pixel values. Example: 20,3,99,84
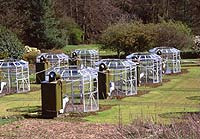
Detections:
0,119,124,139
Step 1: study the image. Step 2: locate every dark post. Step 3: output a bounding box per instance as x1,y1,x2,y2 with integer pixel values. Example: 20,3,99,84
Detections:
136,63,140,86
41,72,63,118
98,63,109,99
69,52,80,68
36,56,48,84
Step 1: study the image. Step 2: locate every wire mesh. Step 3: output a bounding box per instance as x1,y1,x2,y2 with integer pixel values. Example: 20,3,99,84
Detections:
126,53,162,84
51,67,99,113
0,59,30,94
73,49,99,68
36,53,69,80
36,53,69,67
96,59,137,97
149,47,181,74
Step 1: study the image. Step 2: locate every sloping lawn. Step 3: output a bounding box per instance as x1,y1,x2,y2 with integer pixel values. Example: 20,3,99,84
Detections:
85,66,200,124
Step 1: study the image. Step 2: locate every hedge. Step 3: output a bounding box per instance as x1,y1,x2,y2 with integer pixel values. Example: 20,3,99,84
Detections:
180,51,200,59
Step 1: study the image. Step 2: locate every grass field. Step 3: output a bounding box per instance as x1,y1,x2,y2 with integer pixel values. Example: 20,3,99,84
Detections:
0,84,41,125
84,66,200,124
0,60,200,125
84,59,200,124
62,44,117,56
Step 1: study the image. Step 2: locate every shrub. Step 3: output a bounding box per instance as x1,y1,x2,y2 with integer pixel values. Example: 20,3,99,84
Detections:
100,20,193,56
180,51,200,59
0,25,24,59
59,17,83,45
100,22,155,57
154,20,194,50
23,51,39,64
26,0,67,50
43,49,64,54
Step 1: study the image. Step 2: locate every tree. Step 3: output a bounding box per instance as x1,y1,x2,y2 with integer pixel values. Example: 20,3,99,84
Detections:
100,22,155,57
58,17,83,45
54,0,126,42
154,20,194,50
1,0,199,44
100,20,193,56
24,0,66,49
0,25,24,59
0,0,31,41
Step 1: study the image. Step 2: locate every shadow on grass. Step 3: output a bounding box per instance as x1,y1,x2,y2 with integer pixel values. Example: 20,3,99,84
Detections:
7,106,41,113
5,105,113,123
3,106,43,123
0,106,42,126
159,111,200,119
0,115,24,126
186,96,200,101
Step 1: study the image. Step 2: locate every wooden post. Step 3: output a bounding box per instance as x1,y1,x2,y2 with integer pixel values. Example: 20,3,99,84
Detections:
98,63,109,99
36,62,48,84
41,79,64,118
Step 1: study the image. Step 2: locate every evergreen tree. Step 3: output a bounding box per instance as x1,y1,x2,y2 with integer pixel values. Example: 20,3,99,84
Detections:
0,25,24,59
25,0,66,49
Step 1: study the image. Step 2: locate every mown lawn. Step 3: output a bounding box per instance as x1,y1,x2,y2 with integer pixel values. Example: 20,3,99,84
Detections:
0,84,41,125
0,60,200,125
85,65,200,124
0,88,40,117
62,44,117,56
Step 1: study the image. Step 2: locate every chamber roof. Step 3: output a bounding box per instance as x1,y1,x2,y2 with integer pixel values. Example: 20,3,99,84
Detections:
96,59,137,69
126,53,161,61
0,59,28,68
149,47,180,54
36,53,69,62
74,49,98,55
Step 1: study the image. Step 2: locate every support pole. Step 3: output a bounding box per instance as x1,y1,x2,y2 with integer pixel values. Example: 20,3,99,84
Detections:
136,63,140,86
98,63,110,99
36,56,48,84
41,72,64,118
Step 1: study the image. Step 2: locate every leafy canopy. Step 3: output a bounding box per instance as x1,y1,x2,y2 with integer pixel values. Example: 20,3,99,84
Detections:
100,20,193,56
0,25,24,59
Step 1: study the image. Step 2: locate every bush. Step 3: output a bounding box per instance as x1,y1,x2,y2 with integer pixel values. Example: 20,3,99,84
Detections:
100,22,155,57
154,20,194,50
26,0,67,50
59,17,83,45
100,20,193,56
43,49,64,54
180,51,200,59
0,25,24,59
23,51,39,64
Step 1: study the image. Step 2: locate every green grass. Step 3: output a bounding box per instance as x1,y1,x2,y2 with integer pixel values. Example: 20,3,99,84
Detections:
0,85,41,117
0,117,20,125
62,44,117,56
84,66,200,124
181,59,200,67
1,61,200,125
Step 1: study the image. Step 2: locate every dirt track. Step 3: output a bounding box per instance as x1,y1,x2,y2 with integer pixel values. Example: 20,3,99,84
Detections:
0,119,124,139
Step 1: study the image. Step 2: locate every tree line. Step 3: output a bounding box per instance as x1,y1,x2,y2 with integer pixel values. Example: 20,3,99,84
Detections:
0,0,199,50
55,0,200,40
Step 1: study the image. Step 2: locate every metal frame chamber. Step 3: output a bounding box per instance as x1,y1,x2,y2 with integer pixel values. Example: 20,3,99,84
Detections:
36,53,69,67
52,67,99,113
96,59,137,96
73,49,99,68
126,53,162,84
0,59,30,94
36,53,69,80
149,47,181,74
